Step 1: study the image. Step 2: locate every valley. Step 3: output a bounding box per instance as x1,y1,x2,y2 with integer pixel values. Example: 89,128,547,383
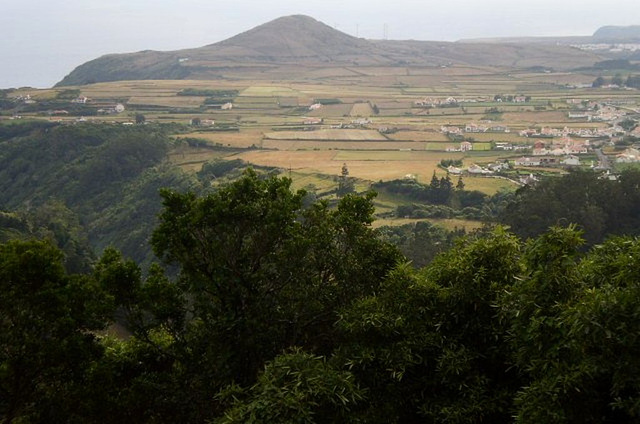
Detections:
1,15,640,237
4,13,640,423
4,61,640,231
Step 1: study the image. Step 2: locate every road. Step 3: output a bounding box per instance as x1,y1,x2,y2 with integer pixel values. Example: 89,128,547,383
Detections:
595,148,612,170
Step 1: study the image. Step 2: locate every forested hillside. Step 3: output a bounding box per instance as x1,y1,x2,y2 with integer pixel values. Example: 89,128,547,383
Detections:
0,122,196,267
3,170,640,423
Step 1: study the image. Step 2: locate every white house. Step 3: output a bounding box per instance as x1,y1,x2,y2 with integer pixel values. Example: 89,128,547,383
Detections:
352,118,371,126
533,147,550,156
561,155,581,166
520,174,539,185
441,126,462,135
467,164,493,175
465,123,487,133
514,157,541,167
489,125,510,133
460,141,473,151
494,142,513,150
616,148,640,163
488,161,509,172
447,166,463,175
303,117,323,125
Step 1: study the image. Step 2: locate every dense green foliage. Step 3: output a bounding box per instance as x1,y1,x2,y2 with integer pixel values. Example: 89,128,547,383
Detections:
6,122,640,422
149,171,401,389
0,240,114,422
0,122,196,266
4,169,640,423
0,202,94,273
0,123,166,208
499,169,640,245
627,74,640,89
0,121,57,141
374,176,512,222
313,98,342,105
374,175,460,206
378,221,467,268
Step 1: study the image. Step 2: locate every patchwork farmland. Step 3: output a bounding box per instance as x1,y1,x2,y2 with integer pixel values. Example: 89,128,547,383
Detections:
6,63,640,230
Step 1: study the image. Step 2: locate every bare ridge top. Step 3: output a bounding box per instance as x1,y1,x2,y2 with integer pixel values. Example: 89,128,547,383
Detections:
210,14,372,57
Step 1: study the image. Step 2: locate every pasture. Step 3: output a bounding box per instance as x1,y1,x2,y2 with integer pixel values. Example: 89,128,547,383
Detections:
263,129,388,141
11,65,640,228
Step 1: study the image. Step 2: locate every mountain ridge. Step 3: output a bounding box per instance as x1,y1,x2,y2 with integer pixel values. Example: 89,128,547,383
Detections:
56,15,604,87
593,25,640,40
459,25,640,44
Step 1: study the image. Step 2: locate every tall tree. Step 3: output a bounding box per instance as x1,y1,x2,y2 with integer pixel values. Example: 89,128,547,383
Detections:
0,240,113,423
124,169,402,420
337,228,523,422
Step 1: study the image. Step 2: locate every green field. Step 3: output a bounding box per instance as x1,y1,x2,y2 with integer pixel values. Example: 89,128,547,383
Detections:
8,66,640,211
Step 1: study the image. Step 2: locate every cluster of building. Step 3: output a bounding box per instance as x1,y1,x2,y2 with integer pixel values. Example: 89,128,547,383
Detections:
519,126,624,138
303,117,323,125
531,138,590,156
414,97,482,107
572,43,640,53
494,95,529,103
440,125,463,135
12,94,36,104
325,118,372,129
415,97,457,107
616,147,640,163
493,142,530,151
446,140,533,153
415,94,530,108
189,118,215,126
97,104,126,115
566,103,627,122
445,141,474,152
440,123,511,135
514,156,582,167
446,161,509,175
71,96,90,104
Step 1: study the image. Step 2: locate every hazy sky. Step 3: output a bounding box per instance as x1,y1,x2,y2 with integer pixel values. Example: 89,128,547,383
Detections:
2,0,638,88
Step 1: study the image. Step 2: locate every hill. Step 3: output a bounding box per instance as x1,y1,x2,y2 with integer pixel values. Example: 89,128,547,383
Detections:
56,15,602,86
593,25,640,40
460,25,640,44
208,15,375,59
0,122,195,267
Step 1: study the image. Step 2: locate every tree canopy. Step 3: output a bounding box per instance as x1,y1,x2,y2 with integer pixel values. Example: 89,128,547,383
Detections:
4,170,640,423
499,169,640,246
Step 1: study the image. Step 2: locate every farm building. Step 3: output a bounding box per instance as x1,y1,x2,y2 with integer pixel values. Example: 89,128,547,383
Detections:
616,148,640,163
460,141,473,151
561,155,581,166
467,164,493,175
515,157,541,167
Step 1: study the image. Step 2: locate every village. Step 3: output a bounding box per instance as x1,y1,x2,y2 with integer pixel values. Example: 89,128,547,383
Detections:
2,79,640,194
